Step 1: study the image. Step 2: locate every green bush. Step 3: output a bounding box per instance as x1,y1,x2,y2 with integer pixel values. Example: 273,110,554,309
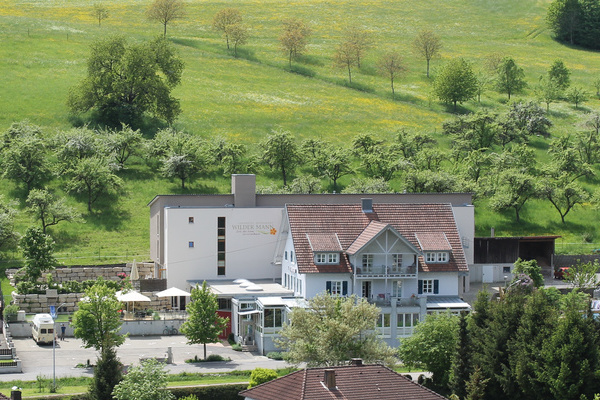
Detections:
178,396,199,400
3,304,19,321
231,343,242,351
266,352,284,360
185,354,230,363
248,368,278,388
227,332,235,345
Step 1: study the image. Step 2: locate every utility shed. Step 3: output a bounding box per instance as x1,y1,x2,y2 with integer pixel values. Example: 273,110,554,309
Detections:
474,236,559,267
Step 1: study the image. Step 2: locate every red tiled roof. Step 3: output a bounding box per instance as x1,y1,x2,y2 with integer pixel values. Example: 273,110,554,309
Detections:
239,363,448,400
415,232,452,251
346,221,389,255
286,203,468,274
307,233,343,252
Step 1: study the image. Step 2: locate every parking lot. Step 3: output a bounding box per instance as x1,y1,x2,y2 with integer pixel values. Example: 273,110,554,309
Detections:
0,335,288,382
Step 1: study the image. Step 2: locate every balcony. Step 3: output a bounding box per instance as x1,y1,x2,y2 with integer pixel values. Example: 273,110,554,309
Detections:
355,264,417,278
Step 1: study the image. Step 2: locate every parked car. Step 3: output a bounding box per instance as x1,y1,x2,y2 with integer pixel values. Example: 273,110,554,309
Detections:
554,266,570,279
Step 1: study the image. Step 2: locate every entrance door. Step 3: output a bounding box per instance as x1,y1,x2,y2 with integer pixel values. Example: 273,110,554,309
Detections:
362,281,372,299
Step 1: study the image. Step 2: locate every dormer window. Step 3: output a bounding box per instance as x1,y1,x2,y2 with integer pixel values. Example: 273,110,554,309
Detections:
315,253,340,265
425,252,449,263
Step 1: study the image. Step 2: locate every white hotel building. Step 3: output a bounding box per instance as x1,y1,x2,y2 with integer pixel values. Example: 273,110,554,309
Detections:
149,174,474,353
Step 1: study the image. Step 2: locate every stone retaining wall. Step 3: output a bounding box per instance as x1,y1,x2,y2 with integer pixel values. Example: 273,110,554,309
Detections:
7,262,155,286
12,292,171,314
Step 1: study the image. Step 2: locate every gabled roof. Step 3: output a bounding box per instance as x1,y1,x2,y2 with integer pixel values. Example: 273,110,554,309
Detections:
239,363,448,400
286,203,468,274
347,221,420,256
346,221,388,255
415,232,452,251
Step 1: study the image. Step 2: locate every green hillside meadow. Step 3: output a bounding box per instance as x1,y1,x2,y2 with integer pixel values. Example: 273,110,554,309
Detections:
0,0,600,266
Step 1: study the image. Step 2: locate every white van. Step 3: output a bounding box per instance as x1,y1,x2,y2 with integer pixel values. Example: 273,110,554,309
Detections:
32,314,55,344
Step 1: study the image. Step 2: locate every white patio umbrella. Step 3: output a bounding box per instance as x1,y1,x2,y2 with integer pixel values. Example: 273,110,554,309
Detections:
155,287,191,297
116,290,151,313
156,287,191,311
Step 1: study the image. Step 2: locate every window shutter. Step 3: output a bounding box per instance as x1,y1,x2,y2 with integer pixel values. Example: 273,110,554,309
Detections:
326,281,332,293
418,280,423,295
342,281,348,295
434,280,439,294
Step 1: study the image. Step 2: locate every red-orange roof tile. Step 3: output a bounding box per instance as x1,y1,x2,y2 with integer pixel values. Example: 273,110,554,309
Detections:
415,232,452,251
239,363,448,400
286,203,468,274
307,233,343,252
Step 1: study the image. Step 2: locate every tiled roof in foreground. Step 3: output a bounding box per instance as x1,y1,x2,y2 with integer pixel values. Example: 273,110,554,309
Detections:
239,363,448,400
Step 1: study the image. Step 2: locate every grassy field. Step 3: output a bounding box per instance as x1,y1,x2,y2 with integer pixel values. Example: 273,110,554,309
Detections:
1,0,600,265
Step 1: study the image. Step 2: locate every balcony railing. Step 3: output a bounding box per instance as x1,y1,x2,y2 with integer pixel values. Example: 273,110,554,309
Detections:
356,264,417,277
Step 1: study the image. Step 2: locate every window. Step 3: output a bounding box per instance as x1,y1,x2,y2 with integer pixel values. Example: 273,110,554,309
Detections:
437,252,449,262
291,251,294,262
397,313,420,328
418,279,439,294
326,280,348,296
330,281,342,295
425,252,449,263
315,253,340,264
422,279,434,293
217,298,231,311
217,217,226,276
188,241,194,248
264,308,283,328
392,254,402,271
377,313,391,328
285,251,288,261
362,254,373,270
391,281,402,297
188,217,194,224
503,266,511,274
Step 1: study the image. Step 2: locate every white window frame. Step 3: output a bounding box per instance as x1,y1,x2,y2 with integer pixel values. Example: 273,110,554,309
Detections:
330,281,343,295
315,253,340,265
391,281,402,297
362,254,373,271
422,279,434,294
426,252,449,263
392,254,402,271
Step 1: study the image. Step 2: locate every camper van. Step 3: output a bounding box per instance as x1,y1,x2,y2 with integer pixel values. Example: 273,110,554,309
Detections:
32,314,55,345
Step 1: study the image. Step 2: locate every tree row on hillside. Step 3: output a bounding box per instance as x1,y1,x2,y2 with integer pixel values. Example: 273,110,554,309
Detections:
1,104,599,255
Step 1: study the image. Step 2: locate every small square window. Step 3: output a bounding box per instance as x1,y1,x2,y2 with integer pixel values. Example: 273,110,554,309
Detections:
188,241,194,248
503,266,511,274
188,217,194,224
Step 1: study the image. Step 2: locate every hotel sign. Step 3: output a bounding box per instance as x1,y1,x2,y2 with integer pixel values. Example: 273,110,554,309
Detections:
231,222,277,236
